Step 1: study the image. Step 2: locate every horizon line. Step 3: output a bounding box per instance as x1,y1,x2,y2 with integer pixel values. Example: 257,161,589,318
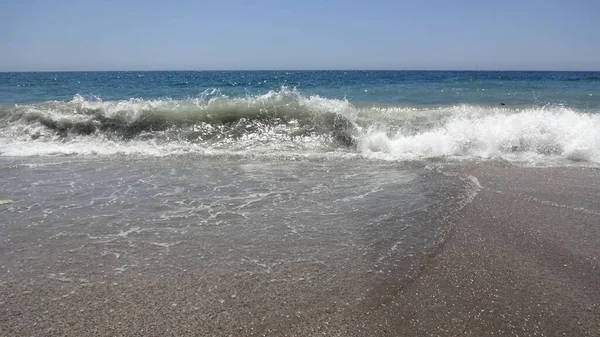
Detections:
1,69,599,73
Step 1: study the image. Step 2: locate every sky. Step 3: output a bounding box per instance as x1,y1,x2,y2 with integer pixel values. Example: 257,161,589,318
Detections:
1,0,599,71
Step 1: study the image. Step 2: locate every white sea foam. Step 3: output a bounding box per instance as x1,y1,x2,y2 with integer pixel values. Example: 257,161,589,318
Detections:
358,106,600,164
1,90,600,165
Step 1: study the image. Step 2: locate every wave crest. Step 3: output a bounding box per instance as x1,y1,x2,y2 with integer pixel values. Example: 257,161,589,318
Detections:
1,89,600,165
1,89,358,147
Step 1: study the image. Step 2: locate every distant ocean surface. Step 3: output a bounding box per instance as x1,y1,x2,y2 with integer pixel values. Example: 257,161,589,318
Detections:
1,71,599,332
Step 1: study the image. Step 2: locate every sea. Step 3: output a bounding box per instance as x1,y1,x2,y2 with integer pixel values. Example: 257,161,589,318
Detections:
1,71,599,330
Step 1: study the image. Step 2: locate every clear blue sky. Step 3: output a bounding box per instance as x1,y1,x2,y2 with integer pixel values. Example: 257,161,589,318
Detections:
1,0,598,71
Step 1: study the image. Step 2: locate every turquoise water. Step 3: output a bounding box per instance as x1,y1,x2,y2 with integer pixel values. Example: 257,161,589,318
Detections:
2,71,600,108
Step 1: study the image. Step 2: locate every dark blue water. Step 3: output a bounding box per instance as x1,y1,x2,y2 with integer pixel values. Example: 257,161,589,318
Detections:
2,71,599,109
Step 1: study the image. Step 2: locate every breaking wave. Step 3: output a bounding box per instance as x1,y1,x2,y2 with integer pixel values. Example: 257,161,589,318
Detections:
1,88,599,165
359,105,600,164
0,89,357,146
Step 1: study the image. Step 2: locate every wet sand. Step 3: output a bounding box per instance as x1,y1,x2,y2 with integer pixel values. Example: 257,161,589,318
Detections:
353,163,600,336
2,163,600,336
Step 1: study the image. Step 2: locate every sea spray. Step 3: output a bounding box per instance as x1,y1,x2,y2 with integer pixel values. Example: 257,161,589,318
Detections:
1,88,600,164
359,106,600,163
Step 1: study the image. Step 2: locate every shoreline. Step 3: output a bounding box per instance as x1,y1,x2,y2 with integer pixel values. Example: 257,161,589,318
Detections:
350,163,600,336
2,163,600,336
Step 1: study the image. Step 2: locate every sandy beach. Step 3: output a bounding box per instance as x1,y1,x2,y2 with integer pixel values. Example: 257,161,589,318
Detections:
350,163,600,336
2,162,600,336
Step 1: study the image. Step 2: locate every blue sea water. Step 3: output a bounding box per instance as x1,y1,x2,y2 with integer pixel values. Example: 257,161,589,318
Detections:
1,70,600,108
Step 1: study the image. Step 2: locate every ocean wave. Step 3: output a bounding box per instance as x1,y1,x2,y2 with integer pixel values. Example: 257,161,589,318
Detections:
0,89,358,147
359,106,600,164
1,89,599,165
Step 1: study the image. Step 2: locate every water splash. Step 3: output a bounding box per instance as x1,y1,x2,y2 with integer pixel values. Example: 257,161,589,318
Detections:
1,89,600,165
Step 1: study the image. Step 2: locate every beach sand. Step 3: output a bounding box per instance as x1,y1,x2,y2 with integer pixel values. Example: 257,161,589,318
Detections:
2,163,599,336
341,163,600,336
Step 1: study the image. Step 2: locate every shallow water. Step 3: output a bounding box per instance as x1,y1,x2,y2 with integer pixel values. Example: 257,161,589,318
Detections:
0,155,475,317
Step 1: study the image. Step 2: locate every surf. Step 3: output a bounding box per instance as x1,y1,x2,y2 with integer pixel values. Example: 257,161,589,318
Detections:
1,88,599,165
359,105,600,164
